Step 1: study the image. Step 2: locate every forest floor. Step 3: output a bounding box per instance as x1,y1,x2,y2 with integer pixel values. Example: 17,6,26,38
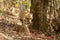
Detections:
0,29,58,40
0,13,59,40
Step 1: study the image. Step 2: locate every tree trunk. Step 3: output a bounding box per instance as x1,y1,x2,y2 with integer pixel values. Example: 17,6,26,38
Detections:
31,0,59,34
31,0,48,32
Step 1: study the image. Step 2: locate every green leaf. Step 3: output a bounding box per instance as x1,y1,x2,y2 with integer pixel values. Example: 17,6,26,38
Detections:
23,1,30,8
23,1,27,5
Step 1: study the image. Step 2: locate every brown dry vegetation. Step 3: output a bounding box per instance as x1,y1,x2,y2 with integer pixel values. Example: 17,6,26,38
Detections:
0,0,60,40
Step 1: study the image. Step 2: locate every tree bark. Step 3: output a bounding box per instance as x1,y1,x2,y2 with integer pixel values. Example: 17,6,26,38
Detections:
31,0,48,32
31,0,59,34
